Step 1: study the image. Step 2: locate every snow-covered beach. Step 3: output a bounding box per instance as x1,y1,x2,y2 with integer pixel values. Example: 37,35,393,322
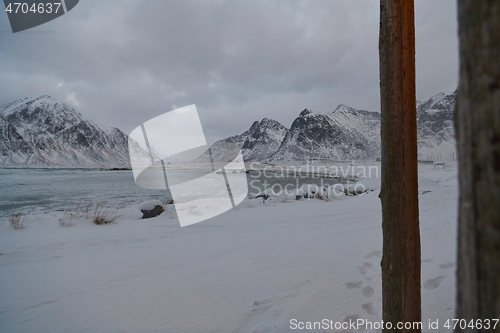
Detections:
0,164,457,332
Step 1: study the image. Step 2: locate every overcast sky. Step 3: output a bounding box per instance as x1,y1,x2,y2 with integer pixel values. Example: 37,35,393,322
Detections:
0,0,458,143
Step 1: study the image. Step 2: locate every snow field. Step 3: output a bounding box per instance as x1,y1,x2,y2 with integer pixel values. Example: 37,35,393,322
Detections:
0,164,458,332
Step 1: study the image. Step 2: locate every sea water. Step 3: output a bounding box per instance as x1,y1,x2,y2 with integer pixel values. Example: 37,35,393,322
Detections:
0,168,344,218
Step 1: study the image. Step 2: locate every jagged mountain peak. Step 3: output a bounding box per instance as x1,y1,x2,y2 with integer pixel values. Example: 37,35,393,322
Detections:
248,118,285,131
295,108,339,122
332,103,380,119
0,96,135,167
427,89,457,111
428,91,446,104
0,95,78,118
248,120,260,130
220,117,287,161
333,104,354,113
255,118,285,129
416,90,457,116
417,89,457,160
299,108,313,117
260,117,280,126
268,105,381,162
417,89,457,118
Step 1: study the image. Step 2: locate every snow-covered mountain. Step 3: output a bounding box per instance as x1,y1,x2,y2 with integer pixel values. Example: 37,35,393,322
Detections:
0,90,457,167
268,106,381,161
222,90,457,162
220,118,288,161
417,89,457,160
0,96,135,168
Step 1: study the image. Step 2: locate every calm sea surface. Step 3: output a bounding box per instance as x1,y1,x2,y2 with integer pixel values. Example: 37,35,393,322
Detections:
0,168,343,218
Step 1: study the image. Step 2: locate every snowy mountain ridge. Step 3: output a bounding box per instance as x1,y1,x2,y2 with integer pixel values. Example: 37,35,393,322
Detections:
0,90,457,167
222,89,457,162
416,89,457,160
266,106,381,161
0,96,141,168
221,117,288,161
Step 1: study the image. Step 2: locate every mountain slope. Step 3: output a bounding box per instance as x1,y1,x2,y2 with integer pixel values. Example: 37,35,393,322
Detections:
222,90,457,162
1,90,457,167
417,89,457,160
0,96,133,167
220,118,288,161
268,106,381,161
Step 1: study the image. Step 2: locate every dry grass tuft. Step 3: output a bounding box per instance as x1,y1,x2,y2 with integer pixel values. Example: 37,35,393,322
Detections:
59,200,92,227
315,192,324,200
92,203,120,225
9,212,26,229
59,200,119,226
8,211,40,229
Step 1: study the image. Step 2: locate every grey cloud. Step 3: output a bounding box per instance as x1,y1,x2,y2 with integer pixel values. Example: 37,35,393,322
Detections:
0,0,457,143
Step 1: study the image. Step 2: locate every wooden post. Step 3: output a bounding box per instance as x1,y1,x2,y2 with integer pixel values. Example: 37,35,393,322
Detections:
379,0,421,332
455,1,500,330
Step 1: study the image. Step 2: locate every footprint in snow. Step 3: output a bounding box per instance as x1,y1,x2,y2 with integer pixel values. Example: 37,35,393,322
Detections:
345,281,362,289
364,250,382,259
362,286,374,298
343,314,360,323
350,253,381,317
344,251,382,318
358,262,373,276
439,262,456,269
362,303,377,315
423,276,446,289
